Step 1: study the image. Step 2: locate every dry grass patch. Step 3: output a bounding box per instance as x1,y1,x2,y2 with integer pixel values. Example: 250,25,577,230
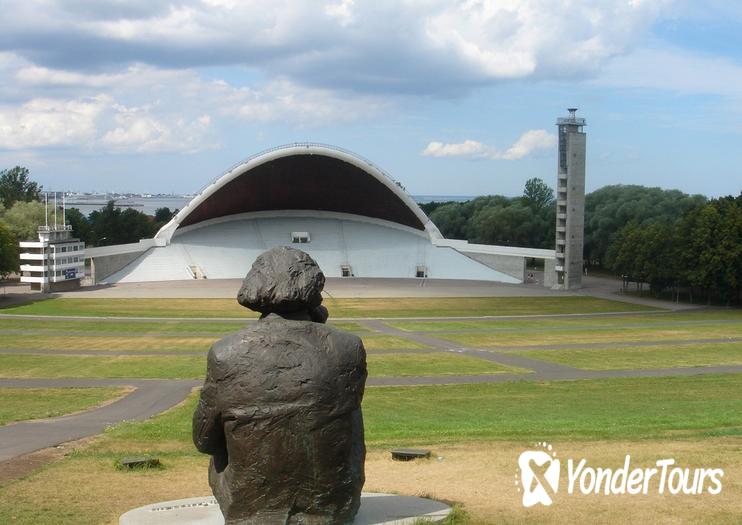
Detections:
1,296,654,319
0,335,216,352
365,438,742,524
0,455,210,525
361,335,431,351
367,353,528,377
2,439,738,524
439,325,742,348
0,354,205,379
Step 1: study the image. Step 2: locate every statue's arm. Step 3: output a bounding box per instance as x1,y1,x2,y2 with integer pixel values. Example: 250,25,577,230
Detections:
192,348,224,454
355,337,367,401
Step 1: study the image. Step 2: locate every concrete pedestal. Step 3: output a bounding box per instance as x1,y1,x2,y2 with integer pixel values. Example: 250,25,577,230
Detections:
120,493,451,525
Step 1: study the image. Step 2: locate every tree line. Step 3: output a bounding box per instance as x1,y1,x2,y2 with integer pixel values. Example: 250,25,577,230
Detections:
0,166,177,277
420,178,556,249
607,193,741,305
64,203,177,247
422,181,740,304
1,165,740,305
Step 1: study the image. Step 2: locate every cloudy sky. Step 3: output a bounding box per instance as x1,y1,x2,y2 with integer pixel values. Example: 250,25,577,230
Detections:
0,0,740,198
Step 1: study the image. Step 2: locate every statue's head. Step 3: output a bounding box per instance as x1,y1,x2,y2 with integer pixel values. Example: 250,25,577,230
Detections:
238,246,326,320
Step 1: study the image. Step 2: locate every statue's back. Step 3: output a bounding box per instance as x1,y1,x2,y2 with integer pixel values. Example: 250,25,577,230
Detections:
197,316,366,524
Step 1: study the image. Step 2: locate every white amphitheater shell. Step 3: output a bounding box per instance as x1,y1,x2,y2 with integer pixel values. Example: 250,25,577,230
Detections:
90,144,555,285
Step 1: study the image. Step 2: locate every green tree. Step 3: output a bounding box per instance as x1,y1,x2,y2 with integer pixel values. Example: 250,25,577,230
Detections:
0,222,17,277
584,185,705,267
428,202,469,239
154,207,177,223
65,208,92,244
682,197,742,304
469,203,534,246
0,166,41,209
88,202,155,246
522,178,554,211
0,201,46,241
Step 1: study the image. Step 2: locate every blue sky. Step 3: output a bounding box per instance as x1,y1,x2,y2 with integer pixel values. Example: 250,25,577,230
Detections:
0,0,740,198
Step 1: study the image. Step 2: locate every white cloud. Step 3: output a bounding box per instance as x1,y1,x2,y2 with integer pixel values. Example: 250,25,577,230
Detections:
500,129,556,160
325,0,355,27
0,56,384,151
101,106,214,153
0,95,110,149
422,139,491,158
225,78,387,125
0,84,216,153
422,129,555,160
0,1,672,94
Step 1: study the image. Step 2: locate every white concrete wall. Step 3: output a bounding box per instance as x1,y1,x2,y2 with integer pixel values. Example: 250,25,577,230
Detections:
104,214,519,284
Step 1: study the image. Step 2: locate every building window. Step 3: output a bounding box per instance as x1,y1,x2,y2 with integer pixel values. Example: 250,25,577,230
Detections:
341,265,352,277
416,265,427,278
291,232,310,243
61,246,67,252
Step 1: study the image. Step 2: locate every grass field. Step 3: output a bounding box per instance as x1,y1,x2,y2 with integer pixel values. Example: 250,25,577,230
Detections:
1,295,741,524
0,352,518,378
361,335,430,350
0,295,654,318
362,374,742,444
1,374,741,524
388,309,742,332
437,324,742,347
64,373,742,450
0,387,128,426
508,342,742,370
0,334,217,353
0,318,368,334
0,354,207,379
367,353,526,377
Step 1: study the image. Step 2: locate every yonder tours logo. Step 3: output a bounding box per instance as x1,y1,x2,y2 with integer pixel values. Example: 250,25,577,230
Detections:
515,443,724,507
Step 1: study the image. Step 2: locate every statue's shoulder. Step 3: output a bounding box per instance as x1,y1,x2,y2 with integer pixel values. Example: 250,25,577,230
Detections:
328,325,363,347
313,323,366,363
207,326,266,360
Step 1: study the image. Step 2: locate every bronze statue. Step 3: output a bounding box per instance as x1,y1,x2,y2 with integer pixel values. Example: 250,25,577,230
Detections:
193,247,367,524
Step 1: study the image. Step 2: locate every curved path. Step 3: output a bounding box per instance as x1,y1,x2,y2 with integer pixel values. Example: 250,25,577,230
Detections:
1,301,739,463
0,379,199,462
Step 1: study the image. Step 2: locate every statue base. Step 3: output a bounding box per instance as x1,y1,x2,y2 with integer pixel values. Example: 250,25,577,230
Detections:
120,493,451,525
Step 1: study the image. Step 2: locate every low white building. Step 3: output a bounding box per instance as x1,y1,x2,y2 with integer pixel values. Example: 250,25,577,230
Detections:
20,225,85,292
88,144,556,285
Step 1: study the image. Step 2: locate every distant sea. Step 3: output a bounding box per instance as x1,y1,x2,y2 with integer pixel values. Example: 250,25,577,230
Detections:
64,195,476,216
64,197,193,216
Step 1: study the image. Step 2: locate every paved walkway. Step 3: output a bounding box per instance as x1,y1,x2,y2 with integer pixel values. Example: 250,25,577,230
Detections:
0,300,739,463
0,379,199,462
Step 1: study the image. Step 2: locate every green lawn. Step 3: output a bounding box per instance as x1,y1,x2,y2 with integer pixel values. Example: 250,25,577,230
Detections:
362,374,742,445
387,310,742,332
436,324,742,348
0,334,217,353
86,373,742,451
367,353,527,377
0,317,248,334
0,387,127,426
0,298,252,318
0,352,519,379
0,295,655,318
361,335,429,350
0,354,206,379
0,317,368,335
509,342,742,370
1,374,740,525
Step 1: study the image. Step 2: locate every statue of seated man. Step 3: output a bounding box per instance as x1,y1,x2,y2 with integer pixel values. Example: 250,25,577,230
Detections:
193,247,367,524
